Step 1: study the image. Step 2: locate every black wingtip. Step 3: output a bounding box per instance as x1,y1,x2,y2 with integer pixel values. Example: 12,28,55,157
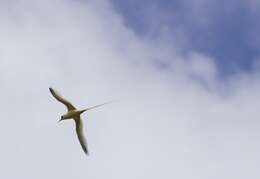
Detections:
49,87,54,94
83,148,89,156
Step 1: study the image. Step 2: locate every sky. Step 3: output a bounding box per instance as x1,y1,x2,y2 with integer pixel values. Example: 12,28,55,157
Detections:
0,0,260,178
111,0,260,77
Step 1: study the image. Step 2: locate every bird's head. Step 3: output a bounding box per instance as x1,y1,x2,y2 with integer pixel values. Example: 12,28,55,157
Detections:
58,116,65,123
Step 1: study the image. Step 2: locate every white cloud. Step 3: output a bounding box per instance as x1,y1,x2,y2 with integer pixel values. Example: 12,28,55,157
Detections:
0,0,260,178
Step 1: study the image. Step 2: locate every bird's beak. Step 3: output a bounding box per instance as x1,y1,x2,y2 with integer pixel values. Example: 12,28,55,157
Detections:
58,118,63,123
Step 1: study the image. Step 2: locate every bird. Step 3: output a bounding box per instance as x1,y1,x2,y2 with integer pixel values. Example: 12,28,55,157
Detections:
49,87,110,155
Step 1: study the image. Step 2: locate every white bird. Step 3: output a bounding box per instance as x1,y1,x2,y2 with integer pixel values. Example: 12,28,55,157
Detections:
49,87,109,155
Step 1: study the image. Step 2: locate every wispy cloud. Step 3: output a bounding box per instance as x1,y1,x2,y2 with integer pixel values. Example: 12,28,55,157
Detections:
111,0,260,76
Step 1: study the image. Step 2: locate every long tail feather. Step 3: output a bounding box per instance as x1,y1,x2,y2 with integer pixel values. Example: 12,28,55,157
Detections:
85,101,114,111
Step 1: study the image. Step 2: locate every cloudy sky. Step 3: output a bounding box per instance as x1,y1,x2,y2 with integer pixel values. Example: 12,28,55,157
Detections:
1,0,260,178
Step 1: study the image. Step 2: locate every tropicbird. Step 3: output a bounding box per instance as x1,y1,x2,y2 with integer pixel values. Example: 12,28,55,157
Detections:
49,87,109,155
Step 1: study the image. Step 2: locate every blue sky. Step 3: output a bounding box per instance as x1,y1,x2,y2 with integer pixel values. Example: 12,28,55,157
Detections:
110,0,260,77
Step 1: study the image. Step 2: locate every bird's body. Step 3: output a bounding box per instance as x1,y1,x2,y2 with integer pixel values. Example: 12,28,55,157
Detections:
62,109,86,120
49,87,109,155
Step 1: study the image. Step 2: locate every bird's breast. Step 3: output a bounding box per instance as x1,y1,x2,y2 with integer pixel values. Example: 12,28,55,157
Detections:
63,110,80,119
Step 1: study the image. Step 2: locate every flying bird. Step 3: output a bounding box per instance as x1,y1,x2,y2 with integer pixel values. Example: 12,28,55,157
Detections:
49,87,109,155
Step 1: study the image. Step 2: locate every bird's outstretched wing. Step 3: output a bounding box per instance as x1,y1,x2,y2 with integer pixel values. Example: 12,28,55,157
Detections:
74,116,89,155
49,88,76,111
